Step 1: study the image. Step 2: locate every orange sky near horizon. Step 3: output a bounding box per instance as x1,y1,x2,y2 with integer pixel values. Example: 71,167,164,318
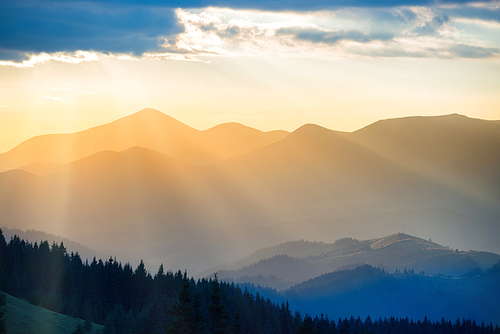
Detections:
1,51,500,155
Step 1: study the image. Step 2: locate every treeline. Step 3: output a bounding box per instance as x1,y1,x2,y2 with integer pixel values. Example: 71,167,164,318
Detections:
0,230,499,334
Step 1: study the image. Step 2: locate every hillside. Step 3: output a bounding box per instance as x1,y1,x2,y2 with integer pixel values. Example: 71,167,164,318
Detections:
4,293,103,334
3,232,497,334
206,233,500,289
282,265,500,325
350,114,500,203
0,112,499,271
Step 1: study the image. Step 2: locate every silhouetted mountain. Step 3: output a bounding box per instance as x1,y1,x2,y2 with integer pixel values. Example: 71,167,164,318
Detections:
0,146,253,271
282,264,500,325
216,254,314,290
1,227,106,263
0,112,499,271
4,232,497,333
0,108,288,173
350,114,500,203
204,233,500,289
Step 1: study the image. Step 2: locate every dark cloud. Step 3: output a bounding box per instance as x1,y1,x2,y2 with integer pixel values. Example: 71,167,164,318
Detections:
0,0,181,61
444,6,500,23
0,0,498,62
276,27,393,45
95,0,495,10
5,0,489,10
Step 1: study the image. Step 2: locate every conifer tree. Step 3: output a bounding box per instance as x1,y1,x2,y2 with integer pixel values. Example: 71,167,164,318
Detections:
164,271,197,334
209,273,229,334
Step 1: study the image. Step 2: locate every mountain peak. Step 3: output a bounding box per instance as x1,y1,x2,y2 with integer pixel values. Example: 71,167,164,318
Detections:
132,108,173,118
124,108,188,127
370,233,443,251
294,123,330,133
287,123,346,143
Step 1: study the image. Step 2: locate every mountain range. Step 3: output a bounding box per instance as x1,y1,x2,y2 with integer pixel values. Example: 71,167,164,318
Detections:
202,233,500,290
281,264,500,325
0,109,499,273
0,108,288,174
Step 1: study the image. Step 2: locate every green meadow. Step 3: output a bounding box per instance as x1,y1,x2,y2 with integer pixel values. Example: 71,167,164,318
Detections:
4,293,103,334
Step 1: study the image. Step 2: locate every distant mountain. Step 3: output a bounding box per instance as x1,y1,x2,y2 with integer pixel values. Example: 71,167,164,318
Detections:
350,114,500,203
0,108,289,173
0,112,499,272
0,146,247,270
199,238,361,278
282,264,500,325
207,233,500,289
1,227,107,263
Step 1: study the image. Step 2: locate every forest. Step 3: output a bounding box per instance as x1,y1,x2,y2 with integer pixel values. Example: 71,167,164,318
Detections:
0,229,499,334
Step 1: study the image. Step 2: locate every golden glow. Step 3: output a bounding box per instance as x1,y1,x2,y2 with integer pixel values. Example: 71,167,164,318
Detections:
1,54,499,154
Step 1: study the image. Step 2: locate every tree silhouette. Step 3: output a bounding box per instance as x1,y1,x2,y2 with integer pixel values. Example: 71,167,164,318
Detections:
164,271,196,334
209,273,230,334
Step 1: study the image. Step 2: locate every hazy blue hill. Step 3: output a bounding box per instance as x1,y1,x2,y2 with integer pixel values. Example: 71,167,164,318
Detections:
1,227,107,262
209,233,500,289
282,264,500,325
1,113,500,272
216,254,317,289
287,264,388,296
197,237,363,279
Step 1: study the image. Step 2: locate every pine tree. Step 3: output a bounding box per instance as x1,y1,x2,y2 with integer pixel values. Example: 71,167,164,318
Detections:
164,271,197,334
209,273,229,334
296,314,315,334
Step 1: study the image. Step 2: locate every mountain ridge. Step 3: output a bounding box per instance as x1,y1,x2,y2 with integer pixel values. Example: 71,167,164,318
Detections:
206,233,500,289
0,111,499,271
0,108,290,173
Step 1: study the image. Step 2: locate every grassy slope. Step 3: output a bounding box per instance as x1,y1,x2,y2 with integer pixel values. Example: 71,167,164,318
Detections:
4,293,104,334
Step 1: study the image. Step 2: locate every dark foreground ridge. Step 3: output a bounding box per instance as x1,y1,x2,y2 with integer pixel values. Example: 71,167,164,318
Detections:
1,230,499,334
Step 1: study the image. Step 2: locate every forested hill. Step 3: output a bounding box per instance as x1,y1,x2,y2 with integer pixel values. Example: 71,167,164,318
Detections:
1,230,500,334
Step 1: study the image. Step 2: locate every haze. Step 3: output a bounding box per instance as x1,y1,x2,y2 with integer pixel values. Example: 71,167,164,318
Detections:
0,108,499,274
1,0,500,273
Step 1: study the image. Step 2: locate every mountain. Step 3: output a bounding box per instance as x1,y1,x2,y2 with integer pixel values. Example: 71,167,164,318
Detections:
4,293,103,334
0,146,240,270
350,114,500,203
206,233,500,289
0,108,289,173
1,227,107,262
282,264,500,325
0,112,499,272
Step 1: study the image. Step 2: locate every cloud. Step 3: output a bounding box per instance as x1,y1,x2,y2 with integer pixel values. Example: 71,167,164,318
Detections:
0,51,99,67
444,4,500,23
448,43,500,58
412,15,450,36
0,0,181,61
1,1,499,64
97,0,500,10
276,27,393,44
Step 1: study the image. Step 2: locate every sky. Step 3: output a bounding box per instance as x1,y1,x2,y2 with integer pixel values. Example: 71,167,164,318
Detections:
1,0,500,153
